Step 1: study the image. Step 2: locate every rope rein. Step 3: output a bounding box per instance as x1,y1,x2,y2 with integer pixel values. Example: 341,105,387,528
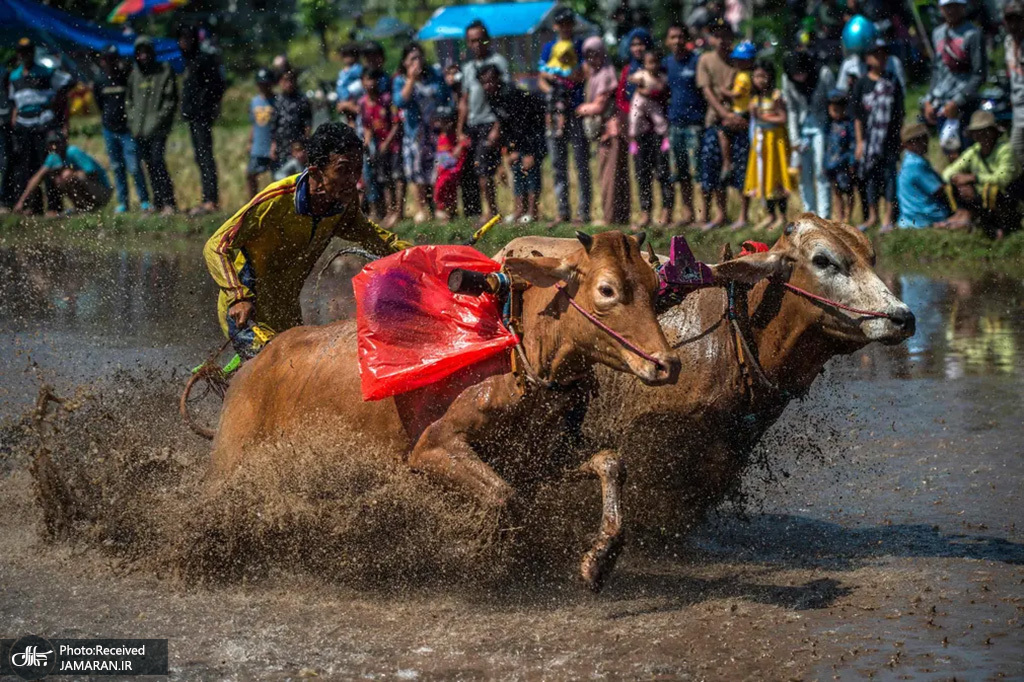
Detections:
781,282,894,319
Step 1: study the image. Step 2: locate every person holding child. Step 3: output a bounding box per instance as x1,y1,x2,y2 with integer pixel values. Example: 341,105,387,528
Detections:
743,60,792,231
718,40,754,186
628,47,671,229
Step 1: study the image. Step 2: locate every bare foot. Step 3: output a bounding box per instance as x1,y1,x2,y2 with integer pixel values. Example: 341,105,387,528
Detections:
674,210,694,228
767,215,786,231
632,212,651,231
657,208,671,226
728,217,748,231
753,215,774,231
701,216,725,232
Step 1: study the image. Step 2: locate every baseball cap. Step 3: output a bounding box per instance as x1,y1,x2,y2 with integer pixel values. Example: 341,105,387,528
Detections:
827,88,848,104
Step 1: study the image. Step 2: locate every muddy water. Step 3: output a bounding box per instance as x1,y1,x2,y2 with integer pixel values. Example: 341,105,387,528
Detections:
1,237,1022,680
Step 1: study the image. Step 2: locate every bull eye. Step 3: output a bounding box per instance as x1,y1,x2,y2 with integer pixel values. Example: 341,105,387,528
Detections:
784,223,794,235
812,254,834,270
598,284,616,299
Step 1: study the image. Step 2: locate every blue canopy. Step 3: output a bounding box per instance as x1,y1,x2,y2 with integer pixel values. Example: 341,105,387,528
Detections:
418,1,572,41
0,0,182,70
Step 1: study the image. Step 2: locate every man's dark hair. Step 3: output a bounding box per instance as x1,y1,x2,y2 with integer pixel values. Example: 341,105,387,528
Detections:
339,42,360,59
307,122,362,166
362,68,385,82
666,22,688,38
361,40,385,57
400,42,424,63
466,19,489,37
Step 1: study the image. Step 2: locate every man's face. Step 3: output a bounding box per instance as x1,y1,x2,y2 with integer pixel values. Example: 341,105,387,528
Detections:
135,48,152,66
555,18,574,38
974,127,1000,151
281,74,297,94
178,34,195,54
317,152,362,199
713,30,733,53
666,27,684,54
16,49,33,66
467,27,488,58
941,3,965,25
906,136,929,156
364,52,384,70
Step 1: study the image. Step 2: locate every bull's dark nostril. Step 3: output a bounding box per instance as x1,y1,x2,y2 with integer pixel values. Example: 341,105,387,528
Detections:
891,309,916,334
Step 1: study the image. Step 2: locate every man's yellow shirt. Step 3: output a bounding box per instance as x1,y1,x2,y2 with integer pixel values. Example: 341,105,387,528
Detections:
203,172,410,336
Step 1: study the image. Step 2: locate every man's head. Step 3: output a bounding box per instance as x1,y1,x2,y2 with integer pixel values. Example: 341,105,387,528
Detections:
582,36,606,68
665,23,688,56
901,122,930,156
865,39,888,72
361,41,385,70
553,6,575,39
939,0,967,26
290,138,308,165
176,23,200,56
1006,1,1024,38
339,42,360,66
477,63,503,97
628,31,651,62
280,68,298,95
15,37,35,67
45,130,67,157
967,110,1002,153
361,68,382,96
466,20,491,59
100,44,123,76
434,106,456,135
133,36,155,66
306,122,363,200
707,18,734,54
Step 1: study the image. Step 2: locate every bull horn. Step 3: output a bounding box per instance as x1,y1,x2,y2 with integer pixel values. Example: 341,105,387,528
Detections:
576,230,593,253
633,231,646,248
646,243,660,266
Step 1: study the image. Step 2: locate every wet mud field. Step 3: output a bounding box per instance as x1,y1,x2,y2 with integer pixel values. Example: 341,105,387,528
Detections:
1,238,1022,680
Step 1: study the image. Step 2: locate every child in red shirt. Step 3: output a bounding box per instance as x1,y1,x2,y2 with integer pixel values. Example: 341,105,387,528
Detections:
432,108,466,219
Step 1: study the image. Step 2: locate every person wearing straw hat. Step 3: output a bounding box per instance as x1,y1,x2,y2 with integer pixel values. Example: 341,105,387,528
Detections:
897,122,962,229
941,110,1023,238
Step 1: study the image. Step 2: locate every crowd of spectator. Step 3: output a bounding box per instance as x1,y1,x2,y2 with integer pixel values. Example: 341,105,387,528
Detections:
2,0,1024,239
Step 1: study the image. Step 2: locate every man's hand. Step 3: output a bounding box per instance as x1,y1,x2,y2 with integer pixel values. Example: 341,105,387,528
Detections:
942,100,959,120
951,173,975,186
521,154,535,171
923,101,937,125
724,113,745,131
229,301,255,328
486,128,500,147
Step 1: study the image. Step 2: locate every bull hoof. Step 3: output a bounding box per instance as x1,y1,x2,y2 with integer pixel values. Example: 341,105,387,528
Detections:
579,531,625,592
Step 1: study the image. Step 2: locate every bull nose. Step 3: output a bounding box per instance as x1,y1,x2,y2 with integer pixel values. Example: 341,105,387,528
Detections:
651,352,681,384
890,308,916,336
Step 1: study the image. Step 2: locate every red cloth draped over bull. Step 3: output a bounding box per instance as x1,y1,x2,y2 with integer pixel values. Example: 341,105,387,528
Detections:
354,245,518,401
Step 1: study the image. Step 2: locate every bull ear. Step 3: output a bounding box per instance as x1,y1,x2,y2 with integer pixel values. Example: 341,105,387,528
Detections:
710,251,788,284
504,256,575,289
576,231,593,253
632,231,646,249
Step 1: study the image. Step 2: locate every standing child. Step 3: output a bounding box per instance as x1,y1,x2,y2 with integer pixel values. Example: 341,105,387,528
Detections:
272,138,308,181
270,69,312,170
824,89,856,222
851,39,904,232
358,68,400,224
718,40,755,182
246,67,276,197
743,60,792,231
433,107,466,219
628,48,671,228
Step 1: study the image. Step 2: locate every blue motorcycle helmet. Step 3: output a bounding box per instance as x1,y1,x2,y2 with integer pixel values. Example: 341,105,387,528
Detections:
730,40,757,61
842,15,877,54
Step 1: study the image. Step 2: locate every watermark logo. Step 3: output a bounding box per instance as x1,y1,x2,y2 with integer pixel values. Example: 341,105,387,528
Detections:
8,635,56,680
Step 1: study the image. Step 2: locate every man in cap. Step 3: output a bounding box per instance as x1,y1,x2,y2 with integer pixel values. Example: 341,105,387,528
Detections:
178,23,226,215
538,6,591,225
7,37,73,214
1004,1,1024,162
942,111,1023,238
922,0,985,153
897,122,960,229
13,130,111,215
126,35,178,215
95,44,150,213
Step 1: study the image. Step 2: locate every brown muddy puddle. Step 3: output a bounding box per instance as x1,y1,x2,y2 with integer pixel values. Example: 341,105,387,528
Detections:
0,238,1022,680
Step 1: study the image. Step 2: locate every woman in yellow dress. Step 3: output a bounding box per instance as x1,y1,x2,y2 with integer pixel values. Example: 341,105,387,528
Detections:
743,60,793,230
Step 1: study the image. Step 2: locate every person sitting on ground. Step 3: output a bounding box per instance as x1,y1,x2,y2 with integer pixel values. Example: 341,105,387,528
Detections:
273,138,308,181
897,122,961,229
246,67,277,198
941,110,1024,239
13,131,111,215
203,122,411,361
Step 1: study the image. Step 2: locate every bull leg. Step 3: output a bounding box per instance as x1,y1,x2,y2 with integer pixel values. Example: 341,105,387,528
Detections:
579,450,626,592
407,422,513,510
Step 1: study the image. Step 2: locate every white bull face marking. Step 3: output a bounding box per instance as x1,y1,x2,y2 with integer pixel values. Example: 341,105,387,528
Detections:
785,216,915,345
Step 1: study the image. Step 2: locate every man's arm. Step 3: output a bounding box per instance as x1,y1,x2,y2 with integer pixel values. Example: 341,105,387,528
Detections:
203,200,268,311
339,207,412,256
979,144,1019,189
956,28,986,105
941,147,973,182
457,90,469,141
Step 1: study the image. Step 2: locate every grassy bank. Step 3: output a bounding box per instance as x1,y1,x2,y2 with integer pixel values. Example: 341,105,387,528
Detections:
3,212,1022,273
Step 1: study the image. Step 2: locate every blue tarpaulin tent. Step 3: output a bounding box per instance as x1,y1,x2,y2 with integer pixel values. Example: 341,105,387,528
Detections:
416,1,597,74
0,0,182,70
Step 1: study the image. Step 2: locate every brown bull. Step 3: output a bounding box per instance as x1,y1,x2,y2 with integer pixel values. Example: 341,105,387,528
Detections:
497,214,916,587
207,231,679,588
